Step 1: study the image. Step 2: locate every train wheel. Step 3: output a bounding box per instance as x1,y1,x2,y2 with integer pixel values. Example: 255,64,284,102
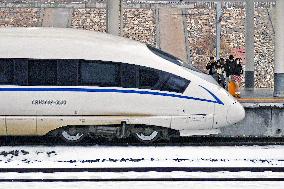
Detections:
133,127,160,143
59,127,86,143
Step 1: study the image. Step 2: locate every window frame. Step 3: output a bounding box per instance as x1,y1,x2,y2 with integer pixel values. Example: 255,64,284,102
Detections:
138,66,162,90
28,59,58,86
121,63,138,89
79,60,121,87
14,58,29,86
137,64,190,94
57,59,79,86
0,58,15,85
0,58,190,94
160,73,190,94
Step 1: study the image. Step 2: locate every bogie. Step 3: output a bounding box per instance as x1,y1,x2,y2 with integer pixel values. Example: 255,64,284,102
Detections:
58,126,88,143
53,124,176,144
133,128,160,143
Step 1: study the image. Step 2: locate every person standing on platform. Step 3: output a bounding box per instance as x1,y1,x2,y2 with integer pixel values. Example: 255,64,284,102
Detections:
224,55,236,90
231,58,243,98
220,58,226,88
220,58,225,68
225,55,239,96
206,57,218,82
216,58,225,88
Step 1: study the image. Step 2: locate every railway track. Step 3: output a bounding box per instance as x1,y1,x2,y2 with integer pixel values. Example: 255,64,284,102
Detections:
1,178,284,182
0,167,284,182
1,136,284,146
1,167,284,173
0,142,283,183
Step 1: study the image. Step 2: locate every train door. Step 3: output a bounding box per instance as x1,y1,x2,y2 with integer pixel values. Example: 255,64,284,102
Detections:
6,116,37,136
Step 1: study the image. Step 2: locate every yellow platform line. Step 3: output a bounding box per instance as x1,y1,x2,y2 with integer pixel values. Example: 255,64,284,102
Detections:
238,98,284,102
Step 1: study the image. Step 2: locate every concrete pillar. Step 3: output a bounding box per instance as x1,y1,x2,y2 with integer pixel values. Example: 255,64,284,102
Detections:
106,0,121,36
245,0,255,89
155,8,161,48
182,8,192,64
159,8,188,62
42,8,73,28
216,2,222,60
274,0,284,97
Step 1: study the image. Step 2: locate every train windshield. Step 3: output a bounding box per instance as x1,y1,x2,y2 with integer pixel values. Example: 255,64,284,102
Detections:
147,45,203,73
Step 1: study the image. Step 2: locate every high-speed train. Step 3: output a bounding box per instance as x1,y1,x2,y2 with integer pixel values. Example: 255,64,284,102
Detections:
0,27,245,143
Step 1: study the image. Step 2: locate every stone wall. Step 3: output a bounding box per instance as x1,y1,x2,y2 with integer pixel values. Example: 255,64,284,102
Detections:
122,8,156,46
254,7,274,88
0,8,40,27
71,8,106,32
185,7,216,72
185,5,275,88
71,8,156,45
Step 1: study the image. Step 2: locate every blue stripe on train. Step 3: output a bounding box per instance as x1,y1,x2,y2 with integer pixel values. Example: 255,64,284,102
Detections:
0,86,224,105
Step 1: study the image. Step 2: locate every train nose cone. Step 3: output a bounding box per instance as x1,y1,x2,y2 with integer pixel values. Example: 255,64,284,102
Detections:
226,101,245,125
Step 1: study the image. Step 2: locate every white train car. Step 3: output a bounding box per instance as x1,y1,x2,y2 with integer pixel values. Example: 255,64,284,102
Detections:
0,27,245,143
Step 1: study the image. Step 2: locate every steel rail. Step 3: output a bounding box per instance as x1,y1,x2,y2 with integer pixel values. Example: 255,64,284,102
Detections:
0,167,284,182
0,178,283,182
131,0,276,2
1,167,284,173
1,136,284,146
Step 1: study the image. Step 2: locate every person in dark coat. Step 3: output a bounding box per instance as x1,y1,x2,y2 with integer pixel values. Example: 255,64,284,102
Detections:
224,55,237,90
216,58,225,88
219,58,225,68
231,58,243,98
235,58,244,76
206,57,218,81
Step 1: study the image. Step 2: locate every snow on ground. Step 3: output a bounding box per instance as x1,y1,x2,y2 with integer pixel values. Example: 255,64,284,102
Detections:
1,170,284,179
0,145,283,168
0,145,284,188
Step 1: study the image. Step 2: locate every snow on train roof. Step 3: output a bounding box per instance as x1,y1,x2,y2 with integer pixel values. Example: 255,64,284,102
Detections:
0,27,170,69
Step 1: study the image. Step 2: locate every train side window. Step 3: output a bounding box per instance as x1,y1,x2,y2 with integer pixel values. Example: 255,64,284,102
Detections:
14,59,28,86
121,63,137,88
161,74,190,93
28,59,57,86
80,60,120,87
57,59,78,86
0,59,14,85
138,67,160,89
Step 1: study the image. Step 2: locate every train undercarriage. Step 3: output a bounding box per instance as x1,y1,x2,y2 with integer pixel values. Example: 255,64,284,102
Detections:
49,124,180,144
